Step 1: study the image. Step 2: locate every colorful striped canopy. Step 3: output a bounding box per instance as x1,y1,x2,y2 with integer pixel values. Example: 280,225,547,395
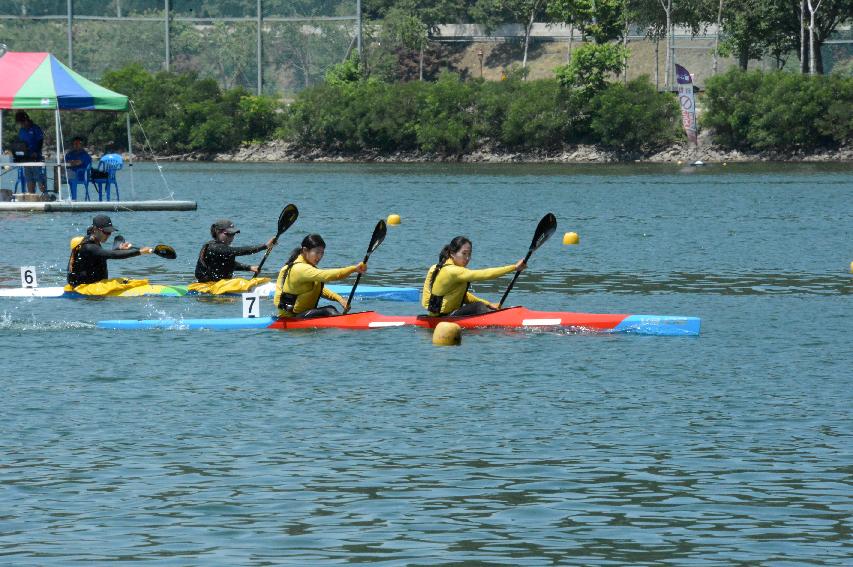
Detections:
0,52,128,111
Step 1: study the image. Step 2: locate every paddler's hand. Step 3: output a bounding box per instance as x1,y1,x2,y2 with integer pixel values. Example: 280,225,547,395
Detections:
118,241,133,250
265,238,275,249
140,247,154,254
249,265,260,275
355,262,367,274
515,259,527,271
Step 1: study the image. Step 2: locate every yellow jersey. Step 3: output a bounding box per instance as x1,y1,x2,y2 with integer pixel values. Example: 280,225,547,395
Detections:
274,254,359,316
421,258,516,315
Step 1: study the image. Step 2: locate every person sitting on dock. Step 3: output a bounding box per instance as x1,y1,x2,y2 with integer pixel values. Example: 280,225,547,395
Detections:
65,136,92,175
14,111,47,194
274,234,367,319
422,236,525,316
189,219,273,294
66,214,154,295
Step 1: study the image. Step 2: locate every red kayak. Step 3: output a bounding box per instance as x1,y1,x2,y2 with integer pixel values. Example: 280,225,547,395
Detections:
99,306,700,336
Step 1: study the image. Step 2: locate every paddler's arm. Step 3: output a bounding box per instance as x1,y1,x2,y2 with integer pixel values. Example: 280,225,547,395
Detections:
230,242,270,256
85,243,152,259
298,262,364,283
447,263,518,282
321,286,346,308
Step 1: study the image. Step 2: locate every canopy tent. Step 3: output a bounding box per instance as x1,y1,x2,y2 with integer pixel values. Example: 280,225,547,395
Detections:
0,52,132,201
0,51,128,110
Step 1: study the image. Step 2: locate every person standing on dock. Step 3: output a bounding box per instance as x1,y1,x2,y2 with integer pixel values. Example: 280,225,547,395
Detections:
14,111,47,194
66,215,154,292
190,219,274,294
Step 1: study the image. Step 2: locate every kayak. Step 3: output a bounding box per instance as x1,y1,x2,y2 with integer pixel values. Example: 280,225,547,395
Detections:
0,283,420,302
97,307,700,336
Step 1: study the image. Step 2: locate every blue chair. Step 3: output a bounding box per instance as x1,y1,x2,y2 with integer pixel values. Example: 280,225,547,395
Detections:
92,154,123,201
67,165,93,201
13,164,47,194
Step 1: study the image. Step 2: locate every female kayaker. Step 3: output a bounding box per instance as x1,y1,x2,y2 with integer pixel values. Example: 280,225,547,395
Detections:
274,234,367,319
67,214,154,288
194,219,274,283
422,236,526,316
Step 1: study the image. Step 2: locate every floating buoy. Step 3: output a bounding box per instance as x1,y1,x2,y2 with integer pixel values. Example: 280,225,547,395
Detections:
70,236,84,250
562,232,579,245
850,261,853,274
691,160,705,166
432,322,461,346
387,214,401,225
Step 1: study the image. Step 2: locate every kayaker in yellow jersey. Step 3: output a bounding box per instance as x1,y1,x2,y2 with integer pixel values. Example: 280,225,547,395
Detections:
274,234,367,319
422,236,526,316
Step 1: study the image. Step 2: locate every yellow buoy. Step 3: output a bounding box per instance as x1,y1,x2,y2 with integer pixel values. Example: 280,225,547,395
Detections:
850,261,853,274
387,214,401,225
562,232,579,245
432,322,462,346
70,236,84,250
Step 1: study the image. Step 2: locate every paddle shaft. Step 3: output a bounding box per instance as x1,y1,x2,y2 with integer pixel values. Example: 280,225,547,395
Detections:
497,248,534,308
344,253,370,313
253,235,279,277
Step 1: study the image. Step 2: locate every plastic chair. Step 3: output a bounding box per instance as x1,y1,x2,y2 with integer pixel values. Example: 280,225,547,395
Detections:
67,165,92,201
92,154,123,201
13,164,46,194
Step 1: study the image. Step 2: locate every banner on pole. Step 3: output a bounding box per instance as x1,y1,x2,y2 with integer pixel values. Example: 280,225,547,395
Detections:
675,64,698,145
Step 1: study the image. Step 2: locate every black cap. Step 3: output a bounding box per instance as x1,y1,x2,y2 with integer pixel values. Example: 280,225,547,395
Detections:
212,219,239,235
92,214,117,233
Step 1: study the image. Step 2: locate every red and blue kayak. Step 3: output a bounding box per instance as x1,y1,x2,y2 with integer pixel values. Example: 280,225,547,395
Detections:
97,306,700,336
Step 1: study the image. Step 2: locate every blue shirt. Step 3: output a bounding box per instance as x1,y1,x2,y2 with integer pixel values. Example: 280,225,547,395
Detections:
18,124,44,159
65,149,92,172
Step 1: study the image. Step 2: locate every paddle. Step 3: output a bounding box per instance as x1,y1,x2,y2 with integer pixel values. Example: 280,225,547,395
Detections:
153,244,177,259
497,212,557,309
343,219,387,313
114,235,175,259
253,203,299,277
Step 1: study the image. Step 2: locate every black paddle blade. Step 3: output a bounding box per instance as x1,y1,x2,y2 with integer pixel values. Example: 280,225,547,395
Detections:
529,213,557,252
367,220,387,255
153,244,177,259
112,234,125,250
277,204,299,237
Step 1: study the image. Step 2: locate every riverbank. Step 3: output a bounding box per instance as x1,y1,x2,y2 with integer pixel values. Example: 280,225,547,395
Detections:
164,139,853,164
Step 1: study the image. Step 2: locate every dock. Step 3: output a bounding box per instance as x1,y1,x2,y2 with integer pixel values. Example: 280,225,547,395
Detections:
0,199,197,212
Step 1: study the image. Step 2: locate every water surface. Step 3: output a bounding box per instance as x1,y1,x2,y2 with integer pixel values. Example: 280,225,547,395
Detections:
1,162,851,565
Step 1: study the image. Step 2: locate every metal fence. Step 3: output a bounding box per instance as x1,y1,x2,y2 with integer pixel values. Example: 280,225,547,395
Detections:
0,0,360,95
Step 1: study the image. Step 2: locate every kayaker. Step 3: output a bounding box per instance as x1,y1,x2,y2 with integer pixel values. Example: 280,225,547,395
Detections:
194,219,274,283
422,236,526,316
273,234,367,319
67,215,153,287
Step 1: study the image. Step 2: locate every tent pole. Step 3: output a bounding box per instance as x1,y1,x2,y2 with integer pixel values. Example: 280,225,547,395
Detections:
127,112,134,197
54,109,62,201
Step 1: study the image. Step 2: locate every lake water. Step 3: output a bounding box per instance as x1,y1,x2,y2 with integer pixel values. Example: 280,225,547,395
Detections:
1,162,851,565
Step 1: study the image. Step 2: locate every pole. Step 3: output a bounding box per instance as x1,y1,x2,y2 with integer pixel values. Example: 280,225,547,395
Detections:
164,0,170,71
67,0,73,68
257,0,263,95
126,112,134,198
356,0,362,60
54,109,62,201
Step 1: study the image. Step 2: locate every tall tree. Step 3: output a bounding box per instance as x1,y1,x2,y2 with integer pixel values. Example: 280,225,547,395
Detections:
474,0,551,71
718,0,791,70
783,0,853,74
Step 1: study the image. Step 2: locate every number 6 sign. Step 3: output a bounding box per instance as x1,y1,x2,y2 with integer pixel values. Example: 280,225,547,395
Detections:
21,266,37,288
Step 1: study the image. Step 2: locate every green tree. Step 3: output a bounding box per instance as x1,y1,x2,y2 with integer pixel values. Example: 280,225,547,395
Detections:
555,42,630,92
718,0,792,70
473,0,551,70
